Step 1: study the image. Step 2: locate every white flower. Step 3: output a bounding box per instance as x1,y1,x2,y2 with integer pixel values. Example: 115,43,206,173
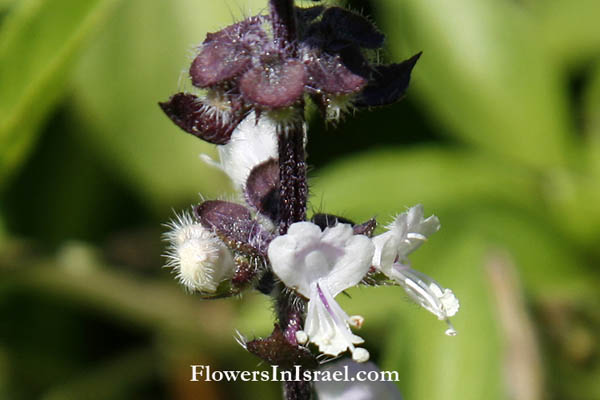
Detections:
371,205,459,335
372,204,440,275
164,211,235,293
389,265,459,336
201,111,278,190
268,222,374,361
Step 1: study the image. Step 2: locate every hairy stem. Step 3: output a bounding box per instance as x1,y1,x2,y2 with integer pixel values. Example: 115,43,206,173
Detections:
270,2,311,399
284,380,314,400
269,0,297,54
277,120,307,234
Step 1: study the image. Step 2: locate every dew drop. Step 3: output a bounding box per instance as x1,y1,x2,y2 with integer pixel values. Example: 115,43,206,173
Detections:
445,328,457,336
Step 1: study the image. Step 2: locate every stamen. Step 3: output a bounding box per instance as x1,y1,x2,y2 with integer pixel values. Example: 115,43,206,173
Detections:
348,315,364,329
351,347,370,363
296,330,309,345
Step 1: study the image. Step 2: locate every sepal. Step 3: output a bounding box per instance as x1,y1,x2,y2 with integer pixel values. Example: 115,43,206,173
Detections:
245,324,319,370
354,53,422,107
190,17,267,88
159,93,243,144
240,59,307,108
245,158,280,222
195,200,274,256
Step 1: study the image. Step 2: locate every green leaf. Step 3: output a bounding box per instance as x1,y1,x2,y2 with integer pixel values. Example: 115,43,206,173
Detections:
0,0,121,188
377,0,574,170
310,146,540,223
70,0,265,210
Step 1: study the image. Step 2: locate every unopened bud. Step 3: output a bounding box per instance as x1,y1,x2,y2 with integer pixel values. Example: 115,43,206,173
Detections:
164,211,235,293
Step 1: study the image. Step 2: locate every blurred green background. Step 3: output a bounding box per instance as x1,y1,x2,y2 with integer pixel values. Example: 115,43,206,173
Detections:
1,0,599,399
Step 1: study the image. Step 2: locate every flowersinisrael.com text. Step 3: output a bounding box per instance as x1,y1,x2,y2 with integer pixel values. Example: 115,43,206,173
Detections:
190,365,399,383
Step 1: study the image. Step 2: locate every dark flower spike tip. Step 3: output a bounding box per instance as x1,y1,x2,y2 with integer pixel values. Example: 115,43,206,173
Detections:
311,213,355,231
306,53,366,95
159,93,240,145
295,5,324,25
353,218,377,237
240,59,307,108
189,17,266,88
246,325,318,370
302,7,384,52
338,46,372,79
245,158,280,222
354,52,422,108
320,7,385,50
195,200,274,255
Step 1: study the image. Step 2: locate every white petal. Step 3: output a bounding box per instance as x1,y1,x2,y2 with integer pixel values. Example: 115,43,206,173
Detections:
203,111,278,189
389,205,440,258
304,282,365,358
320,222,354,247
324,228,374,296
268,222,374,297
268,221,323,296
371,231,400,274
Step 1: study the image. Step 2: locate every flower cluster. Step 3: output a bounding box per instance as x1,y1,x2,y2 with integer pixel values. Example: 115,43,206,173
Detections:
159,4,421,138
159,0,458,392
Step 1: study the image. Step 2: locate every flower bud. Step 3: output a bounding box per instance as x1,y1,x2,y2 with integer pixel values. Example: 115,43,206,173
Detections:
164,211,235,293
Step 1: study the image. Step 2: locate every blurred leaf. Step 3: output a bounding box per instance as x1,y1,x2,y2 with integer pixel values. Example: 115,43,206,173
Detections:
310,146,541,222
538,0,600,67
0,346,7,398
41,349,155,400
585,63,600,177
234,292,275,337
0,0,120,188
377,0,574,170
541,168,600,248
3,259,235,352
70,0,265,210
0,214,5,244
440,206,591,299
381,230,505,400
0,0,14,11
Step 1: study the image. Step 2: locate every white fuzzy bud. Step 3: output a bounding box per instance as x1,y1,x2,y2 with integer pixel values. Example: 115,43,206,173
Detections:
164,211,235,293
